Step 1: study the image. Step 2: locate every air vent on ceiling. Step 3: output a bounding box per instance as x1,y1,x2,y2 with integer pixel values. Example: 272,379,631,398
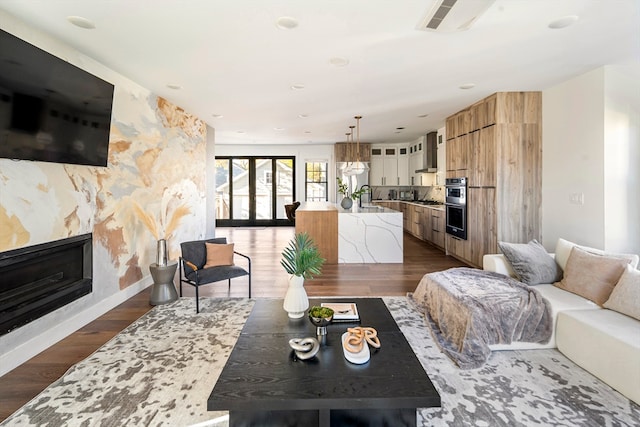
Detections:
417,0,495,32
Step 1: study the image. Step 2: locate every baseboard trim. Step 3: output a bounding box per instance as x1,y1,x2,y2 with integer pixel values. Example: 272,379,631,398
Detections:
0,278,153,377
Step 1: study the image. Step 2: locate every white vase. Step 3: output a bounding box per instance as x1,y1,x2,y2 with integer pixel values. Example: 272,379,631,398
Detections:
283,275,308,319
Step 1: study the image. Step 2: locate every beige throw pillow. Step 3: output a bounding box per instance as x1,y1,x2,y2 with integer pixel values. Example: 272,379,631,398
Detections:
204,243,234,268
554,247,629,306
604,264,640,320
554,238,639,271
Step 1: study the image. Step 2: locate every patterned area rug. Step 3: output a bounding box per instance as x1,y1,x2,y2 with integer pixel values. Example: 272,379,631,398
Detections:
2,297,638,426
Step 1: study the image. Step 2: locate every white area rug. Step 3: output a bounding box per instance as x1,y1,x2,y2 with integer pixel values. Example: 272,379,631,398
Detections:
2,297,638,426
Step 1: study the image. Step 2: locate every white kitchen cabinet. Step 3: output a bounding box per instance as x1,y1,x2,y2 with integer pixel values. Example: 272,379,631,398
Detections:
397,146,409,185
435,126,446,185
370,145,400,185
370,146,384,185
409,137,424,186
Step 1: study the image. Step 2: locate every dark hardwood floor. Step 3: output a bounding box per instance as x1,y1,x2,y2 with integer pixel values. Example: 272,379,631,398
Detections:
0,227,466,421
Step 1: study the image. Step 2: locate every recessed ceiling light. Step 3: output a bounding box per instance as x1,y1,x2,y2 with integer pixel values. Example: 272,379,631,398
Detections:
548,15,579,29
396,127,405,130
67,16,95,29
166,83,182,90
276,16,298,30
298,114,309,118
237,131,245,134
418,114,429,118
459,83,475,90
328,57,349,67
304,131,311,134
274,127,284,131
212,114,224,119
290,84,305,90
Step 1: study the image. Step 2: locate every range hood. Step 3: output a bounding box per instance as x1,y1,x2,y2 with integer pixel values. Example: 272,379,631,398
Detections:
415,131,437,173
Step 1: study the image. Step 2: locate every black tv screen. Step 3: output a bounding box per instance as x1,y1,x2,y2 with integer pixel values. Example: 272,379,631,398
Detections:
0,29,114,167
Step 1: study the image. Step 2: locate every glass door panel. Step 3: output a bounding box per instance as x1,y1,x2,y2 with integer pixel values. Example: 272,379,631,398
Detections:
255,158,274,220
232,159,250,220
215,159,230,220
276,159,294,219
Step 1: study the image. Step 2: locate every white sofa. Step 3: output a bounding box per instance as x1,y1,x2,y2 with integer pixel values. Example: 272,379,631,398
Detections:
483,239,640,405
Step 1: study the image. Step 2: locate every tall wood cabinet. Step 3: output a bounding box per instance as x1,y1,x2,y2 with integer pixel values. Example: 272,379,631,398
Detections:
445,92,542,267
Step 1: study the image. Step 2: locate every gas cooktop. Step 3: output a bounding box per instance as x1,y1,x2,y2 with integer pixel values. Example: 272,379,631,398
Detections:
414,200,444,206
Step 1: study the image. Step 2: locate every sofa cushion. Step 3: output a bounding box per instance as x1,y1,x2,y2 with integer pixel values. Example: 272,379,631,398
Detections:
498,239,562,285
555,238,639,271
604,264,640,321
554,247,629,306
556,309,640,405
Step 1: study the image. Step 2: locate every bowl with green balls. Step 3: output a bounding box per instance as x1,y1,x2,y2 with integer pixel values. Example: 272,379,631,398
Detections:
308,306,334,335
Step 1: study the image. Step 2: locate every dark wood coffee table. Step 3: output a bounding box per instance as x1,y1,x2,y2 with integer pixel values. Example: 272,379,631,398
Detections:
208,298,440,427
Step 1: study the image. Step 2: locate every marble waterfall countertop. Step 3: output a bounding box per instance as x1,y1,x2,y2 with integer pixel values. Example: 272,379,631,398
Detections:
337,204,403,263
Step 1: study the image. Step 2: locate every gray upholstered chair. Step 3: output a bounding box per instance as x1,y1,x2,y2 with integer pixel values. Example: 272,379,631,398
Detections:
179,237,251,313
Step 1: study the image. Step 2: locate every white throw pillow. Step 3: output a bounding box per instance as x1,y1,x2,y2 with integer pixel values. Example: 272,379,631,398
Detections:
554,238,639,271
604,264,640,321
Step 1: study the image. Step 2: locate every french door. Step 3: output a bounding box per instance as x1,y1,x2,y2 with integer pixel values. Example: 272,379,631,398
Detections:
215,156,295,227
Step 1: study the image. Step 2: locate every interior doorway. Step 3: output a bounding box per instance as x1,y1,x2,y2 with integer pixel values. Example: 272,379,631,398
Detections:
215,156,295,226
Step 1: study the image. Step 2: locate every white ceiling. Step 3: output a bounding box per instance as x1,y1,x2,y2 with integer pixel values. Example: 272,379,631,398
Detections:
1,0,638,146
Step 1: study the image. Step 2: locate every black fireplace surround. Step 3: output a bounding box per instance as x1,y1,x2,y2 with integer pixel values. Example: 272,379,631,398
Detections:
0,233,92,336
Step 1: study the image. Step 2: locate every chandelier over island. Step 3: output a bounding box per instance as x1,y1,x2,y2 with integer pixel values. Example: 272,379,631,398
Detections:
343,115,369,176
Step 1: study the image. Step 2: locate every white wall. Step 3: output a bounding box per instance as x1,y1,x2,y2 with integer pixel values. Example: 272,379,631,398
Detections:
542,65,640,254
604,64,640,253
215,144,336,203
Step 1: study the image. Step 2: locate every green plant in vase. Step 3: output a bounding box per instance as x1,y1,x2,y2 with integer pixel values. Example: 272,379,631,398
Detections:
281,232,325,319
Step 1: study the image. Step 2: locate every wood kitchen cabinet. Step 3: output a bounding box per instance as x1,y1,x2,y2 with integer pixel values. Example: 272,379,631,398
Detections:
335,142,371,163
428,209,445,249
411,205,424,238
445,133,470,178
445,92,541,267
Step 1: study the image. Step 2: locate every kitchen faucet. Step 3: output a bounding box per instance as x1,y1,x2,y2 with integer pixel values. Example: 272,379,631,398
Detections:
358,185,371,208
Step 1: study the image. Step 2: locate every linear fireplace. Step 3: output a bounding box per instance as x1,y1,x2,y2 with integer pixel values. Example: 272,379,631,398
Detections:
0,233,92,336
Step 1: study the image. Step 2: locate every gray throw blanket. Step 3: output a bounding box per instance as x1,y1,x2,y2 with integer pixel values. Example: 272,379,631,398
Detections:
409,267,552,369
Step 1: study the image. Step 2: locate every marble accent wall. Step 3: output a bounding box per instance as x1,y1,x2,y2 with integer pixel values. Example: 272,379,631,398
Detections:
0,92,207,290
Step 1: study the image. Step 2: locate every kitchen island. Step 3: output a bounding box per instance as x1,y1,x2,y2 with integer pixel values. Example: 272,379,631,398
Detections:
295,202,403,264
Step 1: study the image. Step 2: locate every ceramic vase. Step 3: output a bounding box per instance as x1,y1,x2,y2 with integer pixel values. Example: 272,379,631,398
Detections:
340,197,353,210
283,275,308,319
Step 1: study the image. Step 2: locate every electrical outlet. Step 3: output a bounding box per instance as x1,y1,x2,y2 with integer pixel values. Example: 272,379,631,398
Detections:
570,192,584,205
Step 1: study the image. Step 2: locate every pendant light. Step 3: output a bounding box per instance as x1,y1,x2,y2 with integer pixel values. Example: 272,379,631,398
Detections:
349,115,368,175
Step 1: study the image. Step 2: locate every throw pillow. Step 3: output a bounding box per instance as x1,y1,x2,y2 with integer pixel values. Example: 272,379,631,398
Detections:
604,264,640,321
204,243,235,268
554,246,630,306
498,239,562,285
554,238,639,271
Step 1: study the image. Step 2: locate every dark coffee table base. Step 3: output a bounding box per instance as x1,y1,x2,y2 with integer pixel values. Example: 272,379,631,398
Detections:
231,407,416,427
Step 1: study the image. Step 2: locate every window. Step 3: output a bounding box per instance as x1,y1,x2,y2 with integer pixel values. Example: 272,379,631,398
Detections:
305,162,328,201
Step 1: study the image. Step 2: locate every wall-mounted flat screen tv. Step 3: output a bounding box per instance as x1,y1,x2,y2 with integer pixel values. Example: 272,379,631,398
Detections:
0,29,114,167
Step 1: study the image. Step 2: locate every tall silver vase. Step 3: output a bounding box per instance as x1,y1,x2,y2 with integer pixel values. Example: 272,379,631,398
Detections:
156,239,168,266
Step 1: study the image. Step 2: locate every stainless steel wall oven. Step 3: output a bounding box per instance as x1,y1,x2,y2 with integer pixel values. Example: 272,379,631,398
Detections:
445,177,467,240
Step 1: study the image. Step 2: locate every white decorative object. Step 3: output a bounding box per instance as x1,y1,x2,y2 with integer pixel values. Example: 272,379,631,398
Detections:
288,337,320,360
283,275,308,319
